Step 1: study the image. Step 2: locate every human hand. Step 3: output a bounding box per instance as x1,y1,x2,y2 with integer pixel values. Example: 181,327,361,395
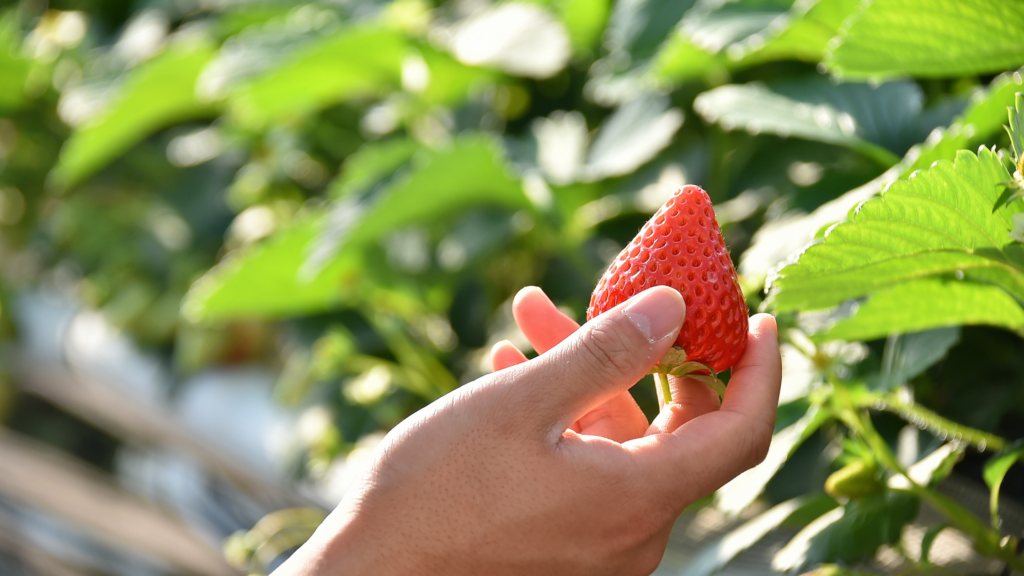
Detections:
275,286,781,576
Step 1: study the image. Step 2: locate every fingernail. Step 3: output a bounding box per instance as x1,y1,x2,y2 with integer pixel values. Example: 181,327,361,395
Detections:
621,287,685,343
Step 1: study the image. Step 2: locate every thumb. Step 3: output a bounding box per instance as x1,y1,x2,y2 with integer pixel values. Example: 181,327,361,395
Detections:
516,286,685,432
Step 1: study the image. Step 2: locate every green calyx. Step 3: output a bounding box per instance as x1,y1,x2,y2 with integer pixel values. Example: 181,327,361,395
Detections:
1007,92,1024,177
649,347,727,403
997,92,1024,212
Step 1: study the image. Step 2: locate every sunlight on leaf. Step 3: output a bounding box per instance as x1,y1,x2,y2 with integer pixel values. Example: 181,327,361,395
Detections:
228,25,406,128
303,134,529,280
184,134,529,321
650,0,862,87
197,25,325,102
583,93,683,181
533,110,588,184
448,3,570,79
559,0,611,51
773,492,919,571
182,215,361,321
889,443,963,489
1012,213,1024,243
51,39,217,188
680,497,816,576
694,77,926,164
768,149,1024,317
901,69,1024,176
731,0,861,65
740,168,898,284
826,0,1024,79
0,14,32,111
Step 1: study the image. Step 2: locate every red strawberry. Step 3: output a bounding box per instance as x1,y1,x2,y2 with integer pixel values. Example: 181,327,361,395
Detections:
586,185,748,400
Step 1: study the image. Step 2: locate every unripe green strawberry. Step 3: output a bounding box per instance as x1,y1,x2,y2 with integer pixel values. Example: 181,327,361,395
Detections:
824,460,883,501
587,185,748,373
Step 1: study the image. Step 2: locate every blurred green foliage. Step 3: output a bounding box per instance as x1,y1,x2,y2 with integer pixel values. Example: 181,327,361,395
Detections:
4,0,1024,573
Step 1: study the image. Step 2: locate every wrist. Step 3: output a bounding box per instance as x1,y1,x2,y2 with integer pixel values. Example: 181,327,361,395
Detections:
271,509,376,576
283,507,438,576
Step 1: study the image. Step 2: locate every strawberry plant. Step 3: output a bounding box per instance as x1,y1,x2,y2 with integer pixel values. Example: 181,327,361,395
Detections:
3,0,1024,574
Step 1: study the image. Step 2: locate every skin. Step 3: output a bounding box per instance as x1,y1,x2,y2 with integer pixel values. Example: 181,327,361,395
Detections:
275,285,782,576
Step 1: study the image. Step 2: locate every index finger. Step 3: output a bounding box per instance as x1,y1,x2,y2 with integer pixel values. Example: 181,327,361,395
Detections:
512,286,581,354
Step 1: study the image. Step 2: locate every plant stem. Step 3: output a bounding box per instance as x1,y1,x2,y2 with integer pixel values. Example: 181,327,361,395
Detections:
837,393,1023,574
657,372,672,404
905,486,1024,573
857,393,1007,452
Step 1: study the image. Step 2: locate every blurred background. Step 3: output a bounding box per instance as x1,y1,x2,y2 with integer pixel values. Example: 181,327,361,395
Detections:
1,0,1024,574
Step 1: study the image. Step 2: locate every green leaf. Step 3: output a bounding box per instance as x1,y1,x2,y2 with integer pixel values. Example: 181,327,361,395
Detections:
872,327,960,391
903,70,1024,176
598,0,824,103
228,25,406,128
693,77,925,165
680,497,826,576
683,0,795,57
652,0,862,85
0,13,31,111
650,37,729,84
667,0,798,74
992,183,1024,214
983,440,1024,530
196,22,329,102
920,524,949,565
412,42,499,106
185,134,530,320
1009,92,1024,162
895,442,966,487
1013,213,1024,243
826,0,1024,79
730,0,863,65
181,216,361,321
772,491,920,571
826,278,1024,341
768,148,1024,316
558,0,611,51
715,404,828,515
582,93,684,181
50,40,217,189
584,0,698,103
738,170,896,284
328,137,422,199
650,0,794,83
447,3,571,79
305,134,530,278
604,0,697,62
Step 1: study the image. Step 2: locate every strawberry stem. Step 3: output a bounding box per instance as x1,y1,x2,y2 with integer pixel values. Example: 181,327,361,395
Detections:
650,346,727,403
657,372,673,403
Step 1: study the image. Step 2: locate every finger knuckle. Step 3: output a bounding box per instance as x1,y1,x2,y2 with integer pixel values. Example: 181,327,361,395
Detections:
741,419,774,468
577,323,643,378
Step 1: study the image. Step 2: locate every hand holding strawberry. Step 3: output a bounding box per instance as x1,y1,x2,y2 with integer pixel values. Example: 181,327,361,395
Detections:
277,287,780,576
